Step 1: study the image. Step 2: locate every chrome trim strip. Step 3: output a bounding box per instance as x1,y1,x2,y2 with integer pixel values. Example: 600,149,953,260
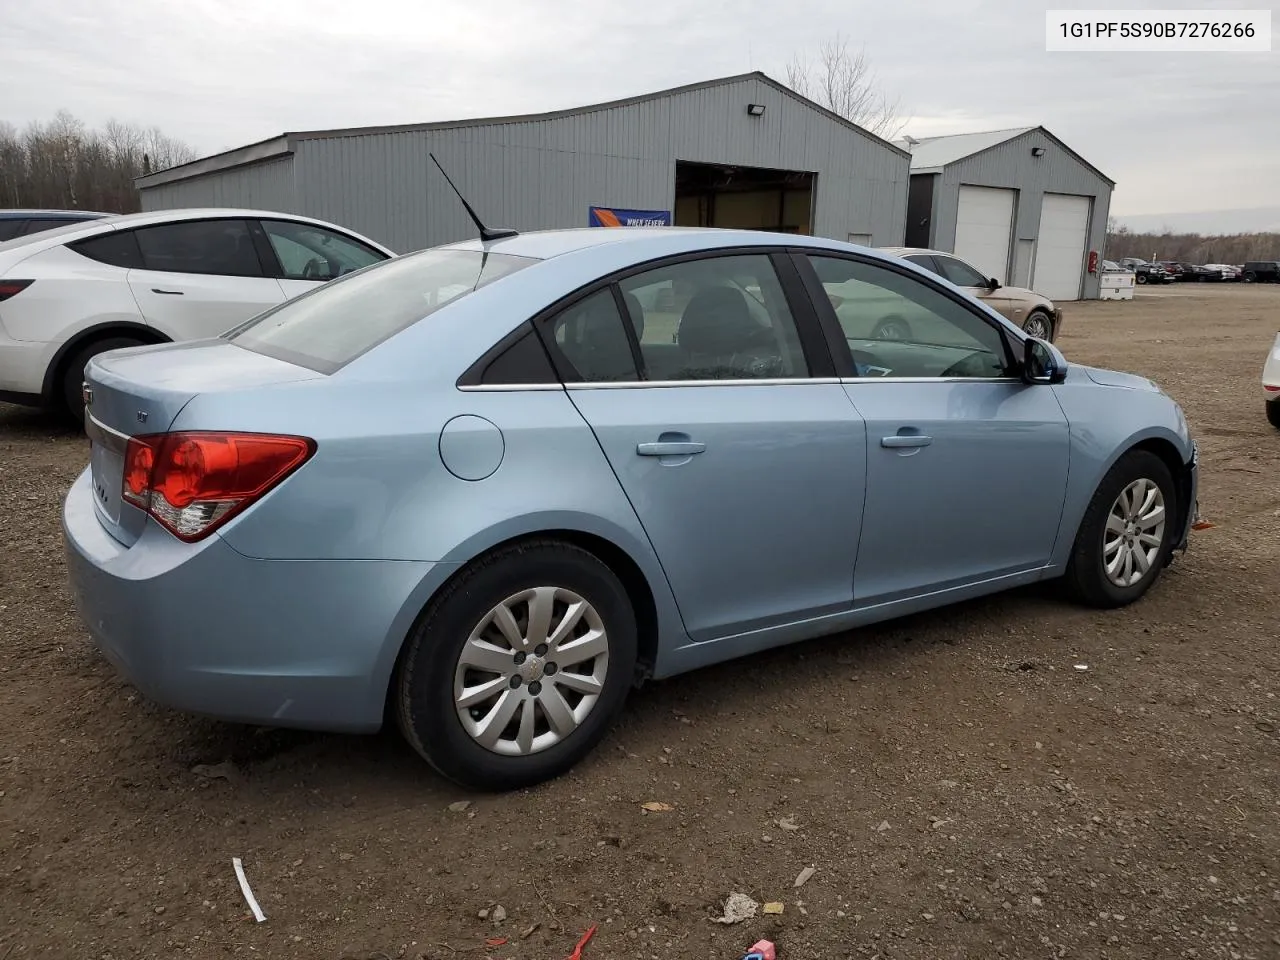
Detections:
840,376,1022,385
567,377,843,390
458,376,1023,391
85,413,129,454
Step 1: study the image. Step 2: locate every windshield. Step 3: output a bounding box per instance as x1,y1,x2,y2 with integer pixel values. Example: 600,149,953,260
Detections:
228,247,537,373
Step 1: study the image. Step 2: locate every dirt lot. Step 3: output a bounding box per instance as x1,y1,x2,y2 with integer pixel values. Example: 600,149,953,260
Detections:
1,284,1278,960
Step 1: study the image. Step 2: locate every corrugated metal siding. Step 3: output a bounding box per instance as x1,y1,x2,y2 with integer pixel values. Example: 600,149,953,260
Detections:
281,75,907,253
929,130,1112,299
139,157,297,212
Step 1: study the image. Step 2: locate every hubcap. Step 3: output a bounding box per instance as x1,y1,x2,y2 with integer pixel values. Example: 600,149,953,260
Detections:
1102,478,1166,588
453,587,609,757
1024,316,1049,339
875,321,907,341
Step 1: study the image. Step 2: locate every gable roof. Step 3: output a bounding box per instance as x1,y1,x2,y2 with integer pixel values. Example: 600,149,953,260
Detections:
138,71,908,190
897,127,1034,171
898,125,1114,186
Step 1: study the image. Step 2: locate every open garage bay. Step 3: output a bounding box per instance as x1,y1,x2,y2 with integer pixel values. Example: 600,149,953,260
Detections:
1,285,1278,959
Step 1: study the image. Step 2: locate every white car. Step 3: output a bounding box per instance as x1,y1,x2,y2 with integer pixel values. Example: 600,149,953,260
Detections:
1265,332,1280,429
0,209,394,419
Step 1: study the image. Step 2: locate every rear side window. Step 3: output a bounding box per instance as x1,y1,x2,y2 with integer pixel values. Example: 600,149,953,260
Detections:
0,220,26,241
132,219,263,277
229,247,535,373
70,230,145,268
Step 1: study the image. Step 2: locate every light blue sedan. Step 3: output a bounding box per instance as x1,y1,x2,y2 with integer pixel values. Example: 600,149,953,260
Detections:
63,227,1198,789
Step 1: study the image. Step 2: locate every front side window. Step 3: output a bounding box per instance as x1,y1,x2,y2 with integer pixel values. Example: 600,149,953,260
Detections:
0,220,27,242
933,255,991,288
230,247,535,373
618,254,809,381
260,219,386,281
133,219,263,278
807,255,1011,379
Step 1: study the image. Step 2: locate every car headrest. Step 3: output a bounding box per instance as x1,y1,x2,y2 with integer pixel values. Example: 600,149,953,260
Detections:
678,286,756,357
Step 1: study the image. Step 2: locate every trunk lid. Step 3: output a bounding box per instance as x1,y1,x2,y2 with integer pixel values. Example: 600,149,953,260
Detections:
83,339,322,546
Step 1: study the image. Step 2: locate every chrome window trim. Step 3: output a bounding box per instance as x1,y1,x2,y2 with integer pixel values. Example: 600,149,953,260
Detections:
840,376,1022,385
457,375,1023,392
456,383,565,393
85,413,130,454
566,378,843,389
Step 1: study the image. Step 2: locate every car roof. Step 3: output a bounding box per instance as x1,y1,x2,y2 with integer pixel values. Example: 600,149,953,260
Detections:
0,207,396,258
0,208,111,219
442,226,895,262
879,246,955,258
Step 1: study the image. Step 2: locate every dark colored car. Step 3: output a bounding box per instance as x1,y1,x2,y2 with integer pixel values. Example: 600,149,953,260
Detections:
1183,264,1224,282
1157,261,1185,281
1133,263,1171,285
0,209,110,243
1242,261,1280,283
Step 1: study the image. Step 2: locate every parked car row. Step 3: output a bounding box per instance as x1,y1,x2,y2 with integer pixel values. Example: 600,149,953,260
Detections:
1111,257,1280,284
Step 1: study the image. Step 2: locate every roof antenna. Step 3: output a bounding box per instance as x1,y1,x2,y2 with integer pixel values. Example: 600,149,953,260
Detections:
429,152,518,242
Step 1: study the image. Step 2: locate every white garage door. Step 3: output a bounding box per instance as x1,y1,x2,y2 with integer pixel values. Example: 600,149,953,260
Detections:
953,186,1015,285
1033,194,1091,301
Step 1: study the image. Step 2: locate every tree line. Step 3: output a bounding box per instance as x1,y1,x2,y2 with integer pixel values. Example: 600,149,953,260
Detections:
0,111,195,214
1106,221,1280,264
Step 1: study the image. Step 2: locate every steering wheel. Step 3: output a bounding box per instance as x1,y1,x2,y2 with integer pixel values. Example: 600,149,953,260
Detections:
301,257,327,280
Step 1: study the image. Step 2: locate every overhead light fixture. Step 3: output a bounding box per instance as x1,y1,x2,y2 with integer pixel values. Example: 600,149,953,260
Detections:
1031,146,1046,157
746,103,766,117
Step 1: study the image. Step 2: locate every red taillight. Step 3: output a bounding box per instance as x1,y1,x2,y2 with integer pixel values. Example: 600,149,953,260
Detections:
122,431,314,541
0,280,33,302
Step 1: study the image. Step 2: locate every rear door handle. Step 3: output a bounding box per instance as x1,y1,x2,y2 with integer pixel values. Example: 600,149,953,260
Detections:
637,441,706,457
881,435,933,448
151,288,184,295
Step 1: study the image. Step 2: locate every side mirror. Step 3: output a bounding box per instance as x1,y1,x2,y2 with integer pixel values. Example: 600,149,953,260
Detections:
1023,336,1067,385
987,277,1001,289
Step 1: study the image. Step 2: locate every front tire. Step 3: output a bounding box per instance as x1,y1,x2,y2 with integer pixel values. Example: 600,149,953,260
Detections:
396,540,637,790
1022,310,1053,341
1063,450,1177,609
1268,399,1280,430
1136,273,1147,285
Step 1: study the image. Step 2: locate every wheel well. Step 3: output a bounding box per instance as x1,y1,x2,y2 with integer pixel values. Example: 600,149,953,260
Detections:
384,529,661,723
44,325,169,406
1130,437,1193,532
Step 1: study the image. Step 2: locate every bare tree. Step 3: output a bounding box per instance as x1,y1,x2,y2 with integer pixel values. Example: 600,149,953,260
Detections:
0,111,197,214
1105,225,1280,263
785,35,903,138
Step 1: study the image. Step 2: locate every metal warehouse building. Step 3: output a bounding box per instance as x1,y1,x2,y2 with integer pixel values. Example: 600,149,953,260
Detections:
137,72,910,253
899,127,1113,301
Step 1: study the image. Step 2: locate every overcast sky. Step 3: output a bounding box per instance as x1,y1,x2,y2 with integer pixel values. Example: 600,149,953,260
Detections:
5,0,1278,233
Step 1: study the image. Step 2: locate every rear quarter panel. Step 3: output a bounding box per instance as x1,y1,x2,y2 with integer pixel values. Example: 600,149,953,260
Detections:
178,378,690,666
1047,366,1194,569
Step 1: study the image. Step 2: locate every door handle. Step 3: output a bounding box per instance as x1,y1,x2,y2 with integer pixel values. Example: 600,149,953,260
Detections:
881,434,933,448
151,288,184,295
637,441,706,457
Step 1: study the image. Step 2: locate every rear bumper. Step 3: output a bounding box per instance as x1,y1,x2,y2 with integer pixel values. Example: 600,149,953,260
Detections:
62,468,441,733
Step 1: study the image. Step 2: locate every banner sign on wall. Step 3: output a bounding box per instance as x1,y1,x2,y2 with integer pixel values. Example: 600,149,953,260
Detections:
588,206,672,227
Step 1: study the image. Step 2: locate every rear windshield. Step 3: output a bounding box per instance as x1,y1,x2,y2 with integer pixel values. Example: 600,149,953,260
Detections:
227,247,536,373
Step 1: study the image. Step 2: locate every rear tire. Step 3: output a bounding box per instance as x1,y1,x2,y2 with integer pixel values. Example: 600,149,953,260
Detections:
1268,399,1280,430
61,336,146,424
396,540,637,790
1243,271,1256,283
1063,450,1177,609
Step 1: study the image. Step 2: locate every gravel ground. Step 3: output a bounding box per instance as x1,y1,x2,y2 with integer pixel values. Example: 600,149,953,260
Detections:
1,284,1278,960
